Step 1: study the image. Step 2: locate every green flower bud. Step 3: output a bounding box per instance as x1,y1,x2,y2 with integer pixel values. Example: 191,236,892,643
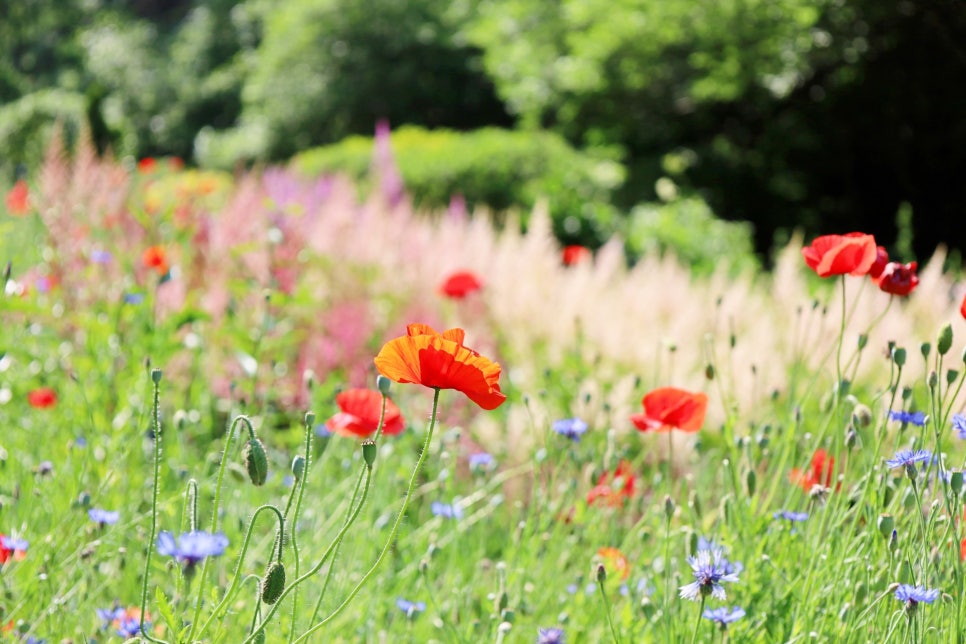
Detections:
596,563,607,583
928,370,938,390
243,438,269,487
377,375,392,395
951,471,964,496
857,333,868,350
892,347,906,367
852,404,873,428
304,411,316,427
664,495,675,520
947,369,959,386
705,364,715,380
291,455,305,481
261,561,286,604
362,440,377,468
920,342,932,359
938,323,954,356
745,469,757,497
151,368,163,384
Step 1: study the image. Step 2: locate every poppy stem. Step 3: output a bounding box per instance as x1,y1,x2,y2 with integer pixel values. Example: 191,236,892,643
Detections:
835,274,847,404
138,371,168,644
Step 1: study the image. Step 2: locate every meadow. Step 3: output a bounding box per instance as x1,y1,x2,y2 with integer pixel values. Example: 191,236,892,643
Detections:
2,134,966,643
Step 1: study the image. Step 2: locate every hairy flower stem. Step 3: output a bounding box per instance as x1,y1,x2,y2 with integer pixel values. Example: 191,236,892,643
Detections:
139,371,167,644
287,414,315,642
186,414,255,642
287,387,442,642
690,596,707,644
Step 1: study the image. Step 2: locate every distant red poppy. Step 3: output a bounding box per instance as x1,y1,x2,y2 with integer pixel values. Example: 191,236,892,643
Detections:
374,323,506,410
597,547,630,580
961,292,966,321
790,449,836,491
562,245,591,266
801,233,877,277
439,271,483,299
587,460,636,507
27,387,57,409
868,246,889,279
137,157,158,173
875,261,919,296
168,157,185,171
142,246,169,275
5,180,29,215
326,389,405,438
631,387,708,433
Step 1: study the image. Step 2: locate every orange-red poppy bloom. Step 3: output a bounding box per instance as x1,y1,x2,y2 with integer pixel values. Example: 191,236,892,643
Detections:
801,233,877,277
868,246,889,279
374,323,506,410
27,387,57,409
142,246,169,275
5,180,29,215
587,460,636,507
790,449,836,491
597,547,631,580
562,245,591,266
326,389,405,438
138,157,158,173
631,387,707,433
961,292,966,321
875,261,918,296
439,270,483,299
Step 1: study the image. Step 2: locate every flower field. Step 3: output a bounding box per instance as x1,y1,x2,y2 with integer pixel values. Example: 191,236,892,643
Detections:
3,136,966,643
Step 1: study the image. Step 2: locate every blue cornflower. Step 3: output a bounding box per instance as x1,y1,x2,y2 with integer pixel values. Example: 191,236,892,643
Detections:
156,530,228,568
885,449,932,469
953,414,966,439
123,292,145,305
679,550,740,601
88,508,120,526
431,502,463,520
396,598,426,618
96,606,125,624
115,616,145,638
773,510,809,522
889,410,927,427
313,424,332,439
1,535,29,552
703,606,746,626
894,584,940,612
469,452,494,470
537,627,566,644
552,418,588,442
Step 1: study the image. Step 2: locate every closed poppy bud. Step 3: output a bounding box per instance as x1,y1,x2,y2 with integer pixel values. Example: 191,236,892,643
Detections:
857,333,868,350
362,440,377,468
745,469,757,497
938,324,954,356
377,375,392,396
920,342,931,359
243,438,269,486
951,472,964,496
291,455,305,481
928,370,938,390
705,364,715,380
947,369,959,385
892,347,906,367
261,561,286,604
152,368,163,384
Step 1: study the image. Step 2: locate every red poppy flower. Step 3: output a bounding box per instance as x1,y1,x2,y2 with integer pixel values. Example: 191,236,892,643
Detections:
374,323,506,410
562,245,591,266
142,246,169,275
631,387,708,433
5,180,29,215
597,547,631,580
801,233,877,277
326,389,405,438
587,460,636,507
875,261,918,296
868,246,889,279
27,387,57,409
138,157,158,173
961,292,966,321
790,449,836,491
439,271,483,299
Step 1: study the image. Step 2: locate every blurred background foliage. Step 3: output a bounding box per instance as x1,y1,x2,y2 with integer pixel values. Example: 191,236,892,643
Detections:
2,0,964,267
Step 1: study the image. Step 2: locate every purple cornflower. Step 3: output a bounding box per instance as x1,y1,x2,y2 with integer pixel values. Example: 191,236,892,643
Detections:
894,584,939,613
679,550,740,601
431,502,463,520
889,410,927,427
702,606,746,626
90,249,113,264
313,424,332,439
469,452,494,470
886,449,932,469
396,598,426,618
88,508,120,526
537,627,565,644
773,510,809,522
156,530,228,568
1,535,29,552
552,418,588,442
696,537,742,574
123,292,145,305
952,414,966,440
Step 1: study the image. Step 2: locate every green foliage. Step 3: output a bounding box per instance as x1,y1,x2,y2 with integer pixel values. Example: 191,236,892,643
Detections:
0,90,86,175
293,126,626,246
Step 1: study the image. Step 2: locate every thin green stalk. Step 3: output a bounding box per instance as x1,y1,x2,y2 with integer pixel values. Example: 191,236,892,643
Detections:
187,414,255,642
287,413,315,642
690,596,707,644
288,388,442,643
598,572,623,644
138,370,167,644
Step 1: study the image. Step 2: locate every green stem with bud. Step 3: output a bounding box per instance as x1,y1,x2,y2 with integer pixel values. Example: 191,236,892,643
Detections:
139,369,168,644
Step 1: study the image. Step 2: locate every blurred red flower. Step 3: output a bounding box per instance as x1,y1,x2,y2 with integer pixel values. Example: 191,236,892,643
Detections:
631,387,708,433
875,261,919,296
138,157,158,173
562,245,591,266
790,449,836,491
961,292,966,321
5,180,29,215
801,233,877,277
374,323,506,410
597,547,630,580
27,387,57,409
326,389,405,438
868,246,889,279
587,460,636,507
439,270,483,299
142,246,169,275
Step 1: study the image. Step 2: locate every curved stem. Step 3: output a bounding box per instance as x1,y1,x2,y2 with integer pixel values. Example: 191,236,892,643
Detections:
287,414,315,642
288,388,442,643
138,372,167,644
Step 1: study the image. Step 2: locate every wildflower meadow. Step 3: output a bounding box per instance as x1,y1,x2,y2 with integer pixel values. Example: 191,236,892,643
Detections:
5,134,966,644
